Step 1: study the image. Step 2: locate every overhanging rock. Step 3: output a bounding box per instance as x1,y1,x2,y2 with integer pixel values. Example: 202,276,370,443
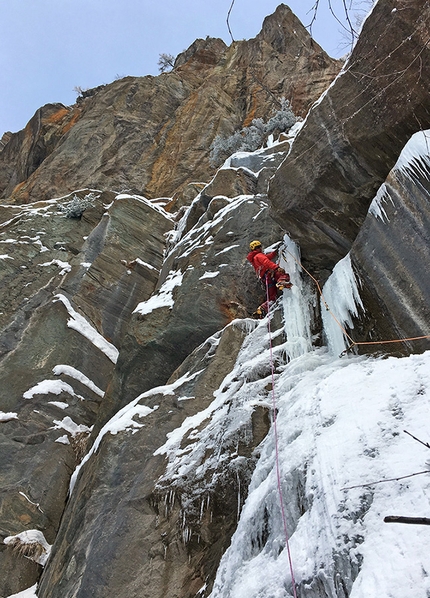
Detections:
268,0,430,279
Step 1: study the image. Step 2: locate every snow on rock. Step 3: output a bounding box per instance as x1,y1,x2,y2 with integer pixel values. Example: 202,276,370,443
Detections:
114,193,174,220
0,411,18,422
47,401,69,410
23,380,76,400
52,364,104,397
199,271,219,280
134,257,159,271
4,529,51,566
5,584,38,598
39,260,71,275
169,194,253,254
51,416,92,437
215,244,240,256
54,294,119,364
133,269,184,316
69,369,202,494
55,435,70,445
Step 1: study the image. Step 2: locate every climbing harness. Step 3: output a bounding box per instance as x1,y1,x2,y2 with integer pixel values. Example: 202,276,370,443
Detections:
280,247,430,357
265,277,298,598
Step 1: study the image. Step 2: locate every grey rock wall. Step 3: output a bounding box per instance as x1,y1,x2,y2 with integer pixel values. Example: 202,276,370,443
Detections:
0,192,172,595
269,0,430,279
349,146,430,355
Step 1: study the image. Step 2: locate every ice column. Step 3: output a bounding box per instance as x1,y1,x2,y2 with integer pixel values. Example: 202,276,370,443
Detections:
321,253,364,356
278,234,313,360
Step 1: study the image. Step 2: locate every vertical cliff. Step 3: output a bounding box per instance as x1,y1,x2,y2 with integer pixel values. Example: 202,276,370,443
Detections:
1,2,430,598
0,5,341,205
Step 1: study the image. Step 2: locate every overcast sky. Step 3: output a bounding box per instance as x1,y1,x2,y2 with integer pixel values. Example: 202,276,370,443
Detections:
0,0,368,136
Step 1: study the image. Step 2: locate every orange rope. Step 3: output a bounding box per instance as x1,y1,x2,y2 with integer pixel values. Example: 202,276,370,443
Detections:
281,248,430,355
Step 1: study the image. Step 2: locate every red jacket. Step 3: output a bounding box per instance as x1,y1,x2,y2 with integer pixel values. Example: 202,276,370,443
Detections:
247,249,278,278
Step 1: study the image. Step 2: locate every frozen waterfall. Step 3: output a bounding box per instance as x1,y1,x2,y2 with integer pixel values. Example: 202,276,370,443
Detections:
209,237,430,598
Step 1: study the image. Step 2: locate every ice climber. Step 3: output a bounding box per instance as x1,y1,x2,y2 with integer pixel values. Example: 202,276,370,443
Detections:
247,239,292,318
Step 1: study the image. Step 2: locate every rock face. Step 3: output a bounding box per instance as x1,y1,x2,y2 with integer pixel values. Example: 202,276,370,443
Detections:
98,163,285,424
0,192,172,595
0,5,341,204
37,320,267,598
349,133,430,354
269,0,430,278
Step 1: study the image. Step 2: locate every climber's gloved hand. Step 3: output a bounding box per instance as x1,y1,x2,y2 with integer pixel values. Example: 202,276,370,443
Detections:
276,267,285,274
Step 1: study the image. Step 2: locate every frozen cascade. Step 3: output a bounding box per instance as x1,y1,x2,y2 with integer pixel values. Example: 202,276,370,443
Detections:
321,254,364,357
209,243,430,597
279,234,314,361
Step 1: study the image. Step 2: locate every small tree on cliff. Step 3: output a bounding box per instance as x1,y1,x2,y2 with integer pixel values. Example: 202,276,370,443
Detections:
209,98,298,167
158,53,175,73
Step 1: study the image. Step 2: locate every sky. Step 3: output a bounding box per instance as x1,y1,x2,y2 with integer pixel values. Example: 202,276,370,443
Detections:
0,0,369,136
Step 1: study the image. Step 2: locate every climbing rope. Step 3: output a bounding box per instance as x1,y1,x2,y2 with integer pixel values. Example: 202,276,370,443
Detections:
280,247,430,356
265,277,298,598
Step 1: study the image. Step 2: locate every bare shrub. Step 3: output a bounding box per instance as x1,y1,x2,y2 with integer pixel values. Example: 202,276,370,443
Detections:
70,430,91,463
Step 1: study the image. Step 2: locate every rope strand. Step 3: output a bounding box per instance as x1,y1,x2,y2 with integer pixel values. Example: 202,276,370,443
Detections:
265,277,298,598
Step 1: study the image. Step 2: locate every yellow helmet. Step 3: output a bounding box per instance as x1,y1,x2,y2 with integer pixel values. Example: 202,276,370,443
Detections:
249,240,262,251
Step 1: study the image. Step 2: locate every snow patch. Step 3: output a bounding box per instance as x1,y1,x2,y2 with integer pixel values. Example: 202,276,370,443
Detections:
54,294,119,364
114,193,174,220
53,364,104,397
134,257,159,271
55,435,70,445
39,260,71,275
199,271,219,280
51,416,92,436
23,380,76,400
0,411,18,422
215,244,240,256
133,270,184,315
47,401,69,410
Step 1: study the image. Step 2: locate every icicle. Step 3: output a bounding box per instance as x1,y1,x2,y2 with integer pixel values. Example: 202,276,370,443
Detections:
279,234,313,360
321,253,364,355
